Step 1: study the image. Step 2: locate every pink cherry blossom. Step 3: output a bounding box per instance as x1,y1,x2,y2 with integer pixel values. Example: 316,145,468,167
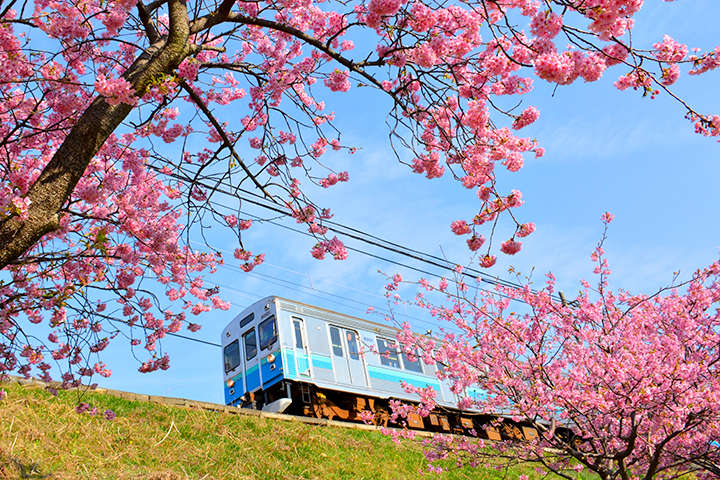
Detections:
450,220,471,235
479,254,497,268
516,222,536,237
392,222,720,478
0,0,716,404
512,106,540,130
466,234,486,251
94,75,137,106
500,239,522,255
653,35,688,63
324,69,351,92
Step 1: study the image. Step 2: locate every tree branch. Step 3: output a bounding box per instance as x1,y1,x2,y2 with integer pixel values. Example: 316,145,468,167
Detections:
177,79,273,199
221,13,388,92
0,0,193,269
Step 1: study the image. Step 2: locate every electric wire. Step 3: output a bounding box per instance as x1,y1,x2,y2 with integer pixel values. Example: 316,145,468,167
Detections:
161,167,559,303
259,261,389,300
199,240,435,314
219,264,445,330
150,258,461,350
165,332,221,347
136,167,551,351
197,211,525,307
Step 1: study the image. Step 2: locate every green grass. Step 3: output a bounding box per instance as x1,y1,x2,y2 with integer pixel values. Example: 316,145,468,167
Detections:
0,381,567,479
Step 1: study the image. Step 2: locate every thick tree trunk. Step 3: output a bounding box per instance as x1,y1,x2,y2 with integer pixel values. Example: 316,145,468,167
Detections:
0,0,192,270
0,98,135,269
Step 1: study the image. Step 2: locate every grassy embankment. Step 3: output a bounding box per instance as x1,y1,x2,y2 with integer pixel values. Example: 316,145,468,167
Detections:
0,380,567,479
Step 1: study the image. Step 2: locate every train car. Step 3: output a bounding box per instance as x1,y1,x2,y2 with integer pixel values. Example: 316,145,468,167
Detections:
221,296,534,438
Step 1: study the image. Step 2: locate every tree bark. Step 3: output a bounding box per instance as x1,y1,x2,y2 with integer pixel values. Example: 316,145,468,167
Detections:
0,0,193,270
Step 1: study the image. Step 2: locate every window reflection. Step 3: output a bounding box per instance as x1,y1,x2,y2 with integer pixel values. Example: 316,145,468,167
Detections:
244,329,257,360
330,326,343,357
224,339,241,373
377,338,399,368
346,331,359,360
259,316,277,350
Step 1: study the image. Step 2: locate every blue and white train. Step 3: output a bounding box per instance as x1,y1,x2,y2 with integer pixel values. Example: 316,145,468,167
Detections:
221,296,535,437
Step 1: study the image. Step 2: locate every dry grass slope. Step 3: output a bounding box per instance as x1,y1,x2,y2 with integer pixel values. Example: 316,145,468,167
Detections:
0,381,554,480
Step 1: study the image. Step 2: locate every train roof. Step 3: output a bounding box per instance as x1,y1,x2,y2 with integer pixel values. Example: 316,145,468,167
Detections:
246,295,436,342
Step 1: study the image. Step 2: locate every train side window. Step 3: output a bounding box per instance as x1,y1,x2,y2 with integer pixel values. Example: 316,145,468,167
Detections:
224,339,241,373
401,346,423,373
346,331,360,360
377,338,400,368
239,312,254,328
259,316,277,350
329,326,343,357
292,318,304,349
244,329,257,360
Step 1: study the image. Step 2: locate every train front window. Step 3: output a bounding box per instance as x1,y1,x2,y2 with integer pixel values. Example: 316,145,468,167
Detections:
377,338,400,368
239,312,254,328
244,329,257,360
259,316,277,350
224,340,241,373
330,326,343,357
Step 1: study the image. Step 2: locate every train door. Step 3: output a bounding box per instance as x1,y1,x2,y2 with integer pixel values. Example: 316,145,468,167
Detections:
259,315,282,389
223,338,243,405
292,317,312,378
243,327,261,393
329,325,368,386
345,329,368,387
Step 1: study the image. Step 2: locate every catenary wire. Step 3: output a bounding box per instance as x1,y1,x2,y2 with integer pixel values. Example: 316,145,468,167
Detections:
132,168,553,351
218,264,445,330
158,167,560,303
196,208,525,306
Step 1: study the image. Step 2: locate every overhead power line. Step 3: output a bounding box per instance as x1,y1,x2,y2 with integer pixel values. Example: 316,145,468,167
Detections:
95,162,571,354
157,168,558,303
166,332,221,347
219,263,441,328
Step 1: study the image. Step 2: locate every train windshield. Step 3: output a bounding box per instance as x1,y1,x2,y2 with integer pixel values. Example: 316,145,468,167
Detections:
259,316,277,350
244,329,257,360
224,339,241,373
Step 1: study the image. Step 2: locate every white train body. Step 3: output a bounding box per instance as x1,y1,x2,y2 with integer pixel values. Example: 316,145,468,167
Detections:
221,296,466,410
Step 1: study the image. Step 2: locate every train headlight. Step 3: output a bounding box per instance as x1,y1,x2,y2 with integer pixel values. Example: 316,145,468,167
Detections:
267,354,276,364
227,379,235,388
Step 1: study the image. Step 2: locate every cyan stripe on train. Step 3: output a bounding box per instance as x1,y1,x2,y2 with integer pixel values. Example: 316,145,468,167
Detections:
283,348,442,391
282,349,326,379
366,365,441,390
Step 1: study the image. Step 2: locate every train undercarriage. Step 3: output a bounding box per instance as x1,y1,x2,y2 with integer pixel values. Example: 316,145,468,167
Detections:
236,379,543,442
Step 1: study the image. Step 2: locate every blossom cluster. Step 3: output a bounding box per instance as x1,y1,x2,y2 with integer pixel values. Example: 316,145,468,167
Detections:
0,0,717,405
311,236,348,260
75,402,116,421
0,129,229,384
385,216,720,478
94,75,137,106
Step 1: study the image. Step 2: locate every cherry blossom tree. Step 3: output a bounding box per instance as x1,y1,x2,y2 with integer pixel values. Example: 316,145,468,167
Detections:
0,0,718,386
390,215,720,479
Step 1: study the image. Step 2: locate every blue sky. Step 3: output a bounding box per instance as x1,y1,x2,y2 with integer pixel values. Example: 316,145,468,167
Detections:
90,1,720,404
